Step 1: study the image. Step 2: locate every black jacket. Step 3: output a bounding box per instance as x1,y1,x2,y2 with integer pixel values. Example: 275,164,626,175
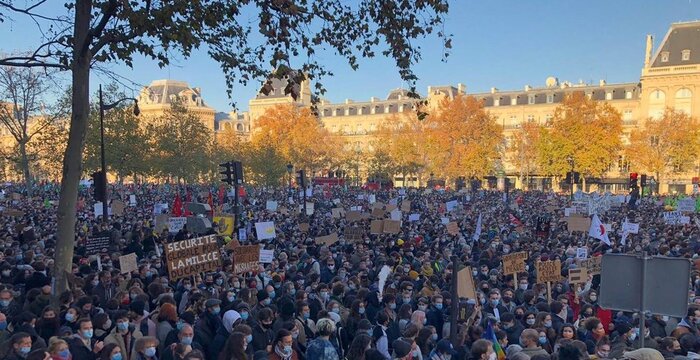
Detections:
251,323,274,353
67,336,99,360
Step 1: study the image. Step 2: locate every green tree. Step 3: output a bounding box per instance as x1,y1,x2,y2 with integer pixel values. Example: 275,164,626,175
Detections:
245,142,288,186
0,0,450,296
147,100,213,183
28,121,69,181
367,148,396,184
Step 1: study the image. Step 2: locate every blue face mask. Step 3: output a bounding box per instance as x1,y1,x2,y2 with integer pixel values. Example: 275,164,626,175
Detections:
491,299,500,307
82,329,94,339
227,295,235,302
435,303,443,310
539,336,547,345
118,322,129,331
58,349,70,359
0,300,9,307
144,347,156,357
544,320,552,328
0,321,6,331
332,308,340,314
432,333,438,341
241,312,249,320
263,298,271,306
283,345,292,355
359,307,366,314
268,291,276,299
389,303,397,310
211,307,221,315
65,313,75,322
19,346,31,355
181,336,193,345
112,354,123,360
289,289,296,296
303,312,310,320
246,334,253,344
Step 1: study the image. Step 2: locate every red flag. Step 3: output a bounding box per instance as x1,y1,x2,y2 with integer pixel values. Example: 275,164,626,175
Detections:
172,194,183,217
238,186,246,197
218,185,225,205
184,190,192,216
207,192,214,217
509,213,524,227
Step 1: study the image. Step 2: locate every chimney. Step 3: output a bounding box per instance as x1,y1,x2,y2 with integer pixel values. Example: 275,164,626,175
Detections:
370,97,378,103
427,86,433,94
599,80,606,87
457,83,466,94
491,87,498,94
524,85,532,91
644,34,654,68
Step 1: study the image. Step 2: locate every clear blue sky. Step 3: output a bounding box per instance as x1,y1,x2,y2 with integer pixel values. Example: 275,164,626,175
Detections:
1,1,699,112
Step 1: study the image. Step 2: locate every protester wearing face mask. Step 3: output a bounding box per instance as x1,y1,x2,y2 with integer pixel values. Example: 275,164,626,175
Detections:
672,307,700,338
105,312,142,360
6,332,33,360
470,339,496,360
48,338,71,360
191,299,221,359
67,319,104,360
483,290,508,322
609,322,636,359
134,336,158,360
631,319,658,350
306,319,339,360
252,308,275,353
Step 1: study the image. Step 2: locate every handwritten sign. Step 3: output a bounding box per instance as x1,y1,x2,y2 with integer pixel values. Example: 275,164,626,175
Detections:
346,211,362,222
85,237,111,256
536,260,562,283
371,208,385,218
401,200,411,212
315,233,339,246
383,220,401,234
168,217,187,233
232,245,259,274
580,256,602,275
572,201,588,215
664,211,683,225
503,252,528,275
259,249,274,264
446,222,459,236
567,217,591,232
298,222,310,233
370,220,384,234
165,235,221,280
119,253,138,274
344,226,364,242
568,268,588,284
456,266,477,299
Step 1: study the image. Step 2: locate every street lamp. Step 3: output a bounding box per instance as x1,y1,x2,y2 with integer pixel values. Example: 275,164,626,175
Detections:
286,163,293,192
99,84,139,222
566,155,575,201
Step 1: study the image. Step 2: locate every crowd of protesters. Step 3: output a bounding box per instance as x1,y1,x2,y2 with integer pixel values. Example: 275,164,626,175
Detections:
0,181,699,360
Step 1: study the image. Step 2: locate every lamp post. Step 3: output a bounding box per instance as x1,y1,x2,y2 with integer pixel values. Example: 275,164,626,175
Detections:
567,155,575,201
286,163,293,194
99,84,139,222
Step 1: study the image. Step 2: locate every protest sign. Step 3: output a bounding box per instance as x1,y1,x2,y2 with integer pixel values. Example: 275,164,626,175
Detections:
111,200,126,215
622,222,639,234
155,214,170,232
580,256,602,275
456,266,477,300
213,216,234,236
344,226,363,242
576,247,588,260
85,237,111,256
408,213,420,222
93,202,112,218
3,209,24,217
370,220,384,234
678,198,696,213
441,217,450,225
238,228,247,241
383,220,401,234
11,192,21,200
445,200,458,212
232,245,259,274
153,203,168,215
129,195,137,206
569,268,588,284
385,204,397,212
536,260,562,283
545,205,558,212
447,222,459,236
368,194,376,204
165,235,221,280
401,200,411,212
373,201,385,209
315,233,339,246
681,216,691,224
298,223,310,233
567,217,591,232
255,221,276,240
663,211,683,225
331,208,345,218
119,253,138,274
372,208,385,218
390,209,402,221
572,201,588,215
305,202,315,215
168,217,187,233
266,200,278,211
259,249,274,263
564,208,574,217
346,211,362,222
503,252,528,275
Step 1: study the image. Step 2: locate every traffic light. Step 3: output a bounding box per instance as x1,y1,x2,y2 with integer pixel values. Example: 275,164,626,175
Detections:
640,174,647,187
92,171,106,202
219,162,233,185
296,169,306,188
231,161,244,184
629,172,638,189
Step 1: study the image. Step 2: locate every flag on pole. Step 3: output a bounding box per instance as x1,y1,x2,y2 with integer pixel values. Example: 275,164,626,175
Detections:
509,213,524,228
483,322,506,360
207,192,214,217
184,190,192,216
172,194,183,217
218,185,225,205
589,214,611,246
472,213,482,242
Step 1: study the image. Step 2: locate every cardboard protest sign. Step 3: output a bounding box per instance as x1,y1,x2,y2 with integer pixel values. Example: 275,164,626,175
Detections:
373,201,385,209
315,233,339,246
622,222,639,234
446,222,459,236
119,253,138,274
569,268,588,284
371,208,385,218
536,260,562,283
385,204,397,212
11,192,21,200
232,245,259,274
85,237,111,256
503,252,528,275
165,235,221,280
259,249,274,263
213,216,235,236
111,200,126,215
567,217,591,232
456,266,477,299
266,200,278,211
168,217,187,233
344,226,364,242
580,256,602,275
370,220,384,234
3,209,24,217
408,213,420,222
401,200,411,212
331,208,345,218
383,220,400,234
255,221,276,240
346,211,362,222
298,223,310,233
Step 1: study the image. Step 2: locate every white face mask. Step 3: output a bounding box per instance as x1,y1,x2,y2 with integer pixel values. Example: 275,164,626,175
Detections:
488,352,497,360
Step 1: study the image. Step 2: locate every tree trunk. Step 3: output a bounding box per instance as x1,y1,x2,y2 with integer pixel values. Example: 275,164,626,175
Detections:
53,0,92,300
19,140,32,197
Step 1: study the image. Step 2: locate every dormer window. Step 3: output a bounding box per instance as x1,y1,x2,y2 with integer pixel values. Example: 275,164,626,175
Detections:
682,49,691,61
661,51,669,63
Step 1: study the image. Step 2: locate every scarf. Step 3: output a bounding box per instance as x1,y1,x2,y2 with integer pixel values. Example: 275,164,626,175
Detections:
275,345,292,360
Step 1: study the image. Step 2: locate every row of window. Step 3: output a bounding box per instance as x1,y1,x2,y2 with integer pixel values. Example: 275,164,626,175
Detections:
322,103,415,117
660,49,691,62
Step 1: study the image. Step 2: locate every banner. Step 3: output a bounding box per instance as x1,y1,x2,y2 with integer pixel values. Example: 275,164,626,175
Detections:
255,221,276,240
119,253,138,274
664,211,683,225
232,245,259,274
677,198,696,213
165,235,221,280
168,217,187,233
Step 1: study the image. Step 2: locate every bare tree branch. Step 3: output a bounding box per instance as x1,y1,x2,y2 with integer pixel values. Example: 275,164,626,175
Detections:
0,0,70,22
